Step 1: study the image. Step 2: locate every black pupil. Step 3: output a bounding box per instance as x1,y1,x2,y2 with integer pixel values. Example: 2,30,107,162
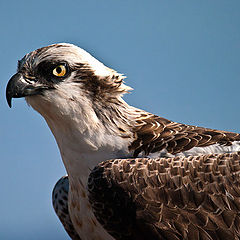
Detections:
56,66,62,74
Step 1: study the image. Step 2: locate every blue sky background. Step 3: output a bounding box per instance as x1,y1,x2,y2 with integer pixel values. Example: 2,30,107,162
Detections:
1,1,240,239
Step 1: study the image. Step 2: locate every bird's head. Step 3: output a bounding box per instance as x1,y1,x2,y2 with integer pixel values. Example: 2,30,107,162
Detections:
6,43,132,116
6,43,135,177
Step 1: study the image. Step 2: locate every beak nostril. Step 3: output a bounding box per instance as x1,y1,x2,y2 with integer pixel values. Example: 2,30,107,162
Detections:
25,78,37,84
24,75,37,84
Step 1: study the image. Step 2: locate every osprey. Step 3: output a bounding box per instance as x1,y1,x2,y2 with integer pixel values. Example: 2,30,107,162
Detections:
6,43,240,240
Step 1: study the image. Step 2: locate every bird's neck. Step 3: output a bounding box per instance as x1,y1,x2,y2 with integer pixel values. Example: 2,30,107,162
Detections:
27,94,138,186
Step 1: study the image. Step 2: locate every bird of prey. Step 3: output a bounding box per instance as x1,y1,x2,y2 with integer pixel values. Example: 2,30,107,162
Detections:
6,43,240,240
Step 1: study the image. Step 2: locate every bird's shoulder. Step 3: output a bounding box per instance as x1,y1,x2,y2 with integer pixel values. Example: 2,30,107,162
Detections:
129,113,240,157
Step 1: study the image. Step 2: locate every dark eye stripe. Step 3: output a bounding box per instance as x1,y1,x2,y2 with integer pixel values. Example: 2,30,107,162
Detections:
36,61,70,81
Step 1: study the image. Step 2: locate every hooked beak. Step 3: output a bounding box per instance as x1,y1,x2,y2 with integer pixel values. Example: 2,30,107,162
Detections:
6,73,49,108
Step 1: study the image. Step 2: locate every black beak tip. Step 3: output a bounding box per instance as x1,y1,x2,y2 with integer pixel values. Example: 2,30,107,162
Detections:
6,83,13,108
6,95,12,108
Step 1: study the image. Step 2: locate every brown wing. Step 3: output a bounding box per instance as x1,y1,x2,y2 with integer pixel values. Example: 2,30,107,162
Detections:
129,114,240,157
88,153,240,240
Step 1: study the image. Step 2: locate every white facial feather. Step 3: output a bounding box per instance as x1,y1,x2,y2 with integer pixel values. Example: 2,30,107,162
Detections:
26,78,133,186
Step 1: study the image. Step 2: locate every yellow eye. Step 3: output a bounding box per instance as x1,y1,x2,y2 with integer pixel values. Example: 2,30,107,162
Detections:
53,65,67,77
